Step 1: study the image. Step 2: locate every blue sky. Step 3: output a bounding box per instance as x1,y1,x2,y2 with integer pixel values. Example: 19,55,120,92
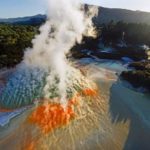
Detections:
0,0,150,18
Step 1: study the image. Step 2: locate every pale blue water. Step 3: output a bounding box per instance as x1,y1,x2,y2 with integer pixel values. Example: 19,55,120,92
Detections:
0,58,150,150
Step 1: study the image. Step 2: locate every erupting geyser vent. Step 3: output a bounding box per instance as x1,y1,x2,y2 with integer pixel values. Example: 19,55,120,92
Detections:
0,63,96,109
0,0,98,109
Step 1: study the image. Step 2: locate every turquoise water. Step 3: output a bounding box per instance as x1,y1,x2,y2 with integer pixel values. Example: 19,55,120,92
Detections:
0,58,150,150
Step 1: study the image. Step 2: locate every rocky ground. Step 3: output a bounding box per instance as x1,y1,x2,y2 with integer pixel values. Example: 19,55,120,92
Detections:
71,41,150,93
121,61,150,92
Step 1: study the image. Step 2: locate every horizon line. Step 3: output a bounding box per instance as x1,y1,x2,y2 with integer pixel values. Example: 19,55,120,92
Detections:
0,4,150,19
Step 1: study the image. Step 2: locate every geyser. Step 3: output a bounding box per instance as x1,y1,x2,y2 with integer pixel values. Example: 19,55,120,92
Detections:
0,0,97,109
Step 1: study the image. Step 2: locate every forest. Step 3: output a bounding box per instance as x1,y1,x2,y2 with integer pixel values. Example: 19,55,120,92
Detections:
0,21,150,68
100,21,150,46
0,24,38,68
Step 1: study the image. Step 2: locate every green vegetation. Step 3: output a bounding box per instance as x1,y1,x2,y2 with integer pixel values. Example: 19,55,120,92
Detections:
100,21,150,46
0,22,150,68
0,24,38,68
0,22,149,92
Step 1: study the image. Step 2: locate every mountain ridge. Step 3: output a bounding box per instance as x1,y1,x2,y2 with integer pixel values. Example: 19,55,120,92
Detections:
0,6,150,25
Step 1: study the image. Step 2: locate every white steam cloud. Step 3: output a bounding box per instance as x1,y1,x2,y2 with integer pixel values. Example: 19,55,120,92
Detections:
23,0,98,105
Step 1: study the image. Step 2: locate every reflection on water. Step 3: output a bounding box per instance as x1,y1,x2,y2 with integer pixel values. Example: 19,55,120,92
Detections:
110,82,150,150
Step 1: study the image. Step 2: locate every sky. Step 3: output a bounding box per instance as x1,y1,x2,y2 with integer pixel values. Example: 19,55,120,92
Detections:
0,0,150,18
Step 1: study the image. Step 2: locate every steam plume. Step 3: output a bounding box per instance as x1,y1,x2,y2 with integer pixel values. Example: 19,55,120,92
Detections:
24,0,97,104
0,0,97,108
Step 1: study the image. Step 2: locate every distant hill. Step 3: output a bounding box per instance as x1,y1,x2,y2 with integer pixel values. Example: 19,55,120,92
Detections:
96,7,150,25
0,6,150,25
0,14,46,25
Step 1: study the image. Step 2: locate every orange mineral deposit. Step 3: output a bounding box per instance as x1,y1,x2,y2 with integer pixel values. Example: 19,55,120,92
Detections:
0,107,13,112
28,101,76,134
28,88,98,134
25,141,36,150
81,88,98,97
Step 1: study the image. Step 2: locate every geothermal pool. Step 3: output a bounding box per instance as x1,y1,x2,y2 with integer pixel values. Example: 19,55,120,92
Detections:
0,59,150,150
